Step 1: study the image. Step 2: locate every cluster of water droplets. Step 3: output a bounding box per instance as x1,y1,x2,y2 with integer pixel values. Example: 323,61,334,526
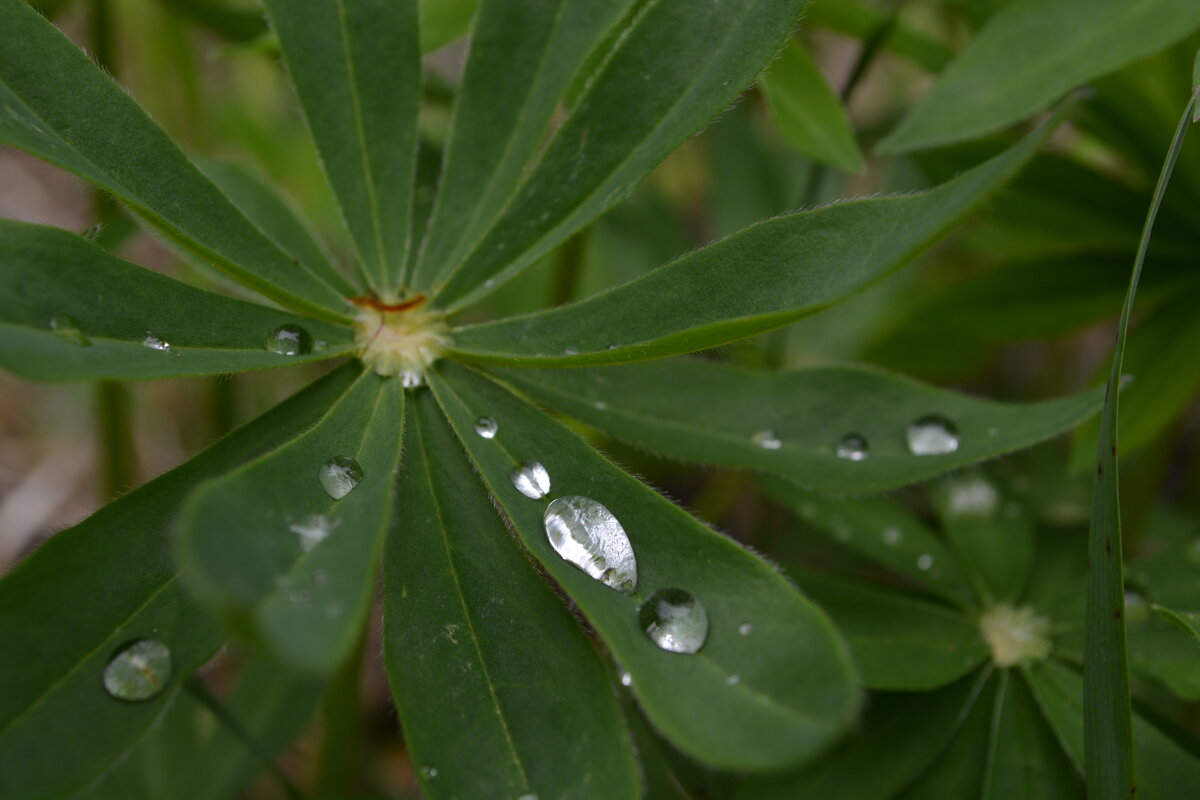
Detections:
748,414,962,460
48,314,320,359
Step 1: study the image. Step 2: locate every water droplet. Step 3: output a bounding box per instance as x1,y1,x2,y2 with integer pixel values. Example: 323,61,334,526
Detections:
593,400,607,411
563,347,578,356
619,670,633,687
916,554,934,571
726,674,741,685
419,766,438,781
986,427,999,437
906,415,959,456
319,456,363,500
400,368,424,388
835,433,869,461
103,639,171,701
142,331,172,352
640,588,708,654
738,623,753,636
543,496,637,592
946,475,999,518
265,323,313,356
49,313,90,347
752,429,782,450
882,526,902,546
288,514,339,552
474,417,498,439
1119,373,1134,390
511,461,551,499
517,794,539,800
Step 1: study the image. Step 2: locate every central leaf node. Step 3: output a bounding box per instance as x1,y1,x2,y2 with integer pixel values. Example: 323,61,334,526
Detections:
979,604,1052,668
352,294,448,385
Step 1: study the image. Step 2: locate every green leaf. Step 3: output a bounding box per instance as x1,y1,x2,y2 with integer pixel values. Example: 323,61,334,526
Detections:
1153,605,1200,642
431,0,808,311
177,369,403,674
805,0,954,72
264,0,420,294
412,0,636,289
1127,627,1200,700
418,0,477,53
1083,83,1199,800
983,673,1083,799
1026,660,1200,800
449,118,1059,363
0,220,354,381
737,670,994,800
762,480,976,609
384,391,640,799
761,39,864,172
490,360,1103,494
795,570,988,690
158,0,270,43
880,0,1200,153
932,473,1034,604
0,364,360,800
0,0,350,320
198,158,356,297
896,671,997,799
428,362,859,771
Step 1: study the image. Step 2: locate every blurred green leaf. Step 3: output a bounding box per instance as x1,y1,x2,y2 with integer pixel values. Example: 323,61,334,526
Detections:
933,473,1034,604
429,362,859,771
0,220,353,381
385,392,640,799
265,0,420,293
178,369,403,673
896,672,996,799
805,0,954,72
761,40,864,172
983,673,1083,799
881,0,1200,152
1153,605,1200,642
158,0,268,43
419,0,477,52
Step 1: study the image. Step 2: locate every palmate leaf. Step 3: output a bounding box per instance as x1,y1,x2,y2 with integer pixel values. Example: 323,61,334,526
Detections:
431,0,809,311
879,0,1200,153
491,360,1103,494
0,365,359,800
385,392,640,799
264,0,420,294
412,0,637,290
0,0,350,320
428,362,859,771
448,118,1060,364
983,672,1082,800
177,368,403,674
896,672,997,800
0,220,354,381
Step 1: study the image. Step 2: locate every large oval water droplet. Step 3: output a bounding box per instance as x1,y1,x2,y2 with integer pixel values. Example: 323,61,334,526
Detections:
474,417,498,439
752,429,782,450
836,433,869,461
543,496,637,592
319,456,363,499
103,639,172,701
511,461,550,499
906,415,959,456
265,323,313,356
49,313,91,347
639,588,708,654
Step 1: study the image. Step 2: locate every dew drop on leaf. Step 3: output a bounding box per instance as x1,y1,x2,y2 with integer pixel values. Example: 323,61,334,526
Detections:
906,415,959,455
945,475,999,518
917,554,934,571
738,623,753,636
142,331,172,352
882,525,902,546
473,416,498,439
543,495,637,592
419,766,438,780
103,639,171,702
752,429,782,450
319,456,363,499
639,588,708,654
288,513,339,552
835,433,868,461
726,674,741,685
510,460,551,499
265,323,313,356
619,670,633,687
49,313,90,347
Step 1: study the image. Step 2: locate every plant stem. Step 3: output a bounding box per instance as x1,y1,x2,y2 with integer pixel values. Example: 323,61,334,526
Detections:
94,381,138,500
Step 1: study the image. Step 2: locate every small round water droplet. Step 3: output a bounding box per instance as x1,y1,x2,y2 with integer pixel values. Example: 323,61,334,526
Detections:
906,415,959,456
738,623,753,636
49,313,91,347
916,554,934,571
946,475,999,518
142,331,171,352
640,588,708,654
619,670,633,687
986,427,999,437
882,526,902,546
319,456,363,500
835,433,868,461
103,639,172,701
544,496,637,592
419,766,438,780
511,461,551,499
1119,373,1134,390
474,417,498,439
752,429,782,450
726,674,741,686
594,400,607,411
265,323,313,356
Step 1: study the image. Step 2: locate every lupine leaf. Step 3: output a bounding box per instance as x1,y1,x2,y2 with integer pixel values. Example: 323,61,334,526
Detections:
0,364,360,800
896,673,997,799
761,39,864,172
0,0,350,320
264,0,420,293
879,0,1200,153
412,0,636,289
448,118,1059,363
177,368,403,674
490,360,1103,494
0,220,354,381
983,673,1083,799
432,0,808,311
384,391,640,799
428,362,859,771
418,0,477,52
1153,605,1200,642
